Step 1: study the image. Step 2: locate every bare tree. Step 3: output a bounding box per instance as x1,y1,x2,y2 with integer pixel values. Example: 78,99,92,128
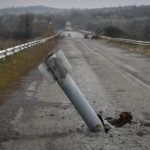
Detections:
17,13,34,40
142,25,150,41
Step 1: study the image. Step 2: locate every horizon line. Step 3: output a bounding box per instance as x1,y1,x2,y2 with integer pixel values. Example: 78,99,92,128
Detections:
0,4,150,10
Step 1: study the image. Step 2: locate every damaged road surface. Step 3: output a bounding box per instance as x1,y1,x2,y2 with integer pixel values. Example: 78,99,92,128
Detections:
0,31,150,149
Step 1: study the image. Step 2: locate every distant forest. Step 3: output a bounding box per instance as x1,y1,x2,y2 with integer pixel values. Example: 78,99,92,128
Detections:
0,5,150,45
68,5,150,41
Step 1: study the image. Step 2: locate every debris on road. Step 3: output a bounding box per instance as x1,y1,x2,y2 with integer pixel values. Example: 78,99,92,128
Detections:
98,112,133,132
109,112,132,127
106,112,132,127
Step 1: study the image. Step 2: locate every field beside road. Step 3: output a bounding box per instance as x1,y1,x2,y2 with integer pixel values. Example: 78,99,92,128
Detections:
0,38,57,104
99,38,150,56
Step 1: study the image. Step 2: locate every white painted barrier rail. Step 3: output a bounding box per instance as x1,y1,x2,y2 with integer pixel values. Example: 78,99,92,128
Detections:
78,29,150,46
0,34,58,60
100,36,150,46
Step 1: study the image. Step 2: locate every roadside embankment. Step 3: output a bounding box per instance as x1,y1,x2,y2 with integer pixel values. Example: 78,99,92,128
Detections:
0,38,58,104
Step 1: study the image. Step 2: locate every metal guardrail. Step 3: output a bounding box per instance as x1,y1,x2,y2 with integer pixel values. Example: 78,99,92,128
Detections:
0,34,58,60
100,36,150,46
79,30,92,35
78,29,150,46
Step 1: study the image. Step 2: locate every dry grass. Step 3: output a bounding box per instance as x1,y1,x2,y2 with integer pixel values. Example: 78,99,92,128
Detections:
0,38,58,104
0,40,23,50
0,37,49,50
43,27,54,37
99,39,150,56
0,28,54,50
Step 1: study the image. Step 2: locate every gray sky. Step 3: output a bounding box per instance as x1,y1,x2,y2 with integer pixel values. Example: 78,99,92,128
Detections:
0,0,150,9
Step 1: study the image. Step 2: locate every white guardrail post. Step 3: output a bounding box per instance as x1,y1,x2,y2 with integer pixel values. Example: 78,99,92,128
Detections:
0,34,58,61
38,50,105,132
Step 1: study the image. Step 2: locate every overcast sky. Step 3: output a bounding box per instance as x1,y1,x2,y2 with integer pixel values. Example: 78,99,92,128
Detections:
0,0,150,9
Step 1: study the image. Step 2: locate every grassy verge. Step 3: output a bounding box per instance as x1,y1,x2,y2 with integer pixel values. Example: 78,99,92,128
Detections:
99,39,150,56
0,38,58,104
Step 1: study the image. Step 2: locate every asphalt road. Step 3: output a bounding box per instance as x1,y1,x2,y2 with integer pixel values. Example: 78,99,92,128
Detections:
0,31,150,150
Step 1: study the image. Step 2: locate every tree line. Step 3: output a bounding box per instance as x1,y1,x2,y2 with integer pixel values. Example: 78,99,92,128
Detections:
0,13,66,41
0,5,150,41
67,6,150,41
